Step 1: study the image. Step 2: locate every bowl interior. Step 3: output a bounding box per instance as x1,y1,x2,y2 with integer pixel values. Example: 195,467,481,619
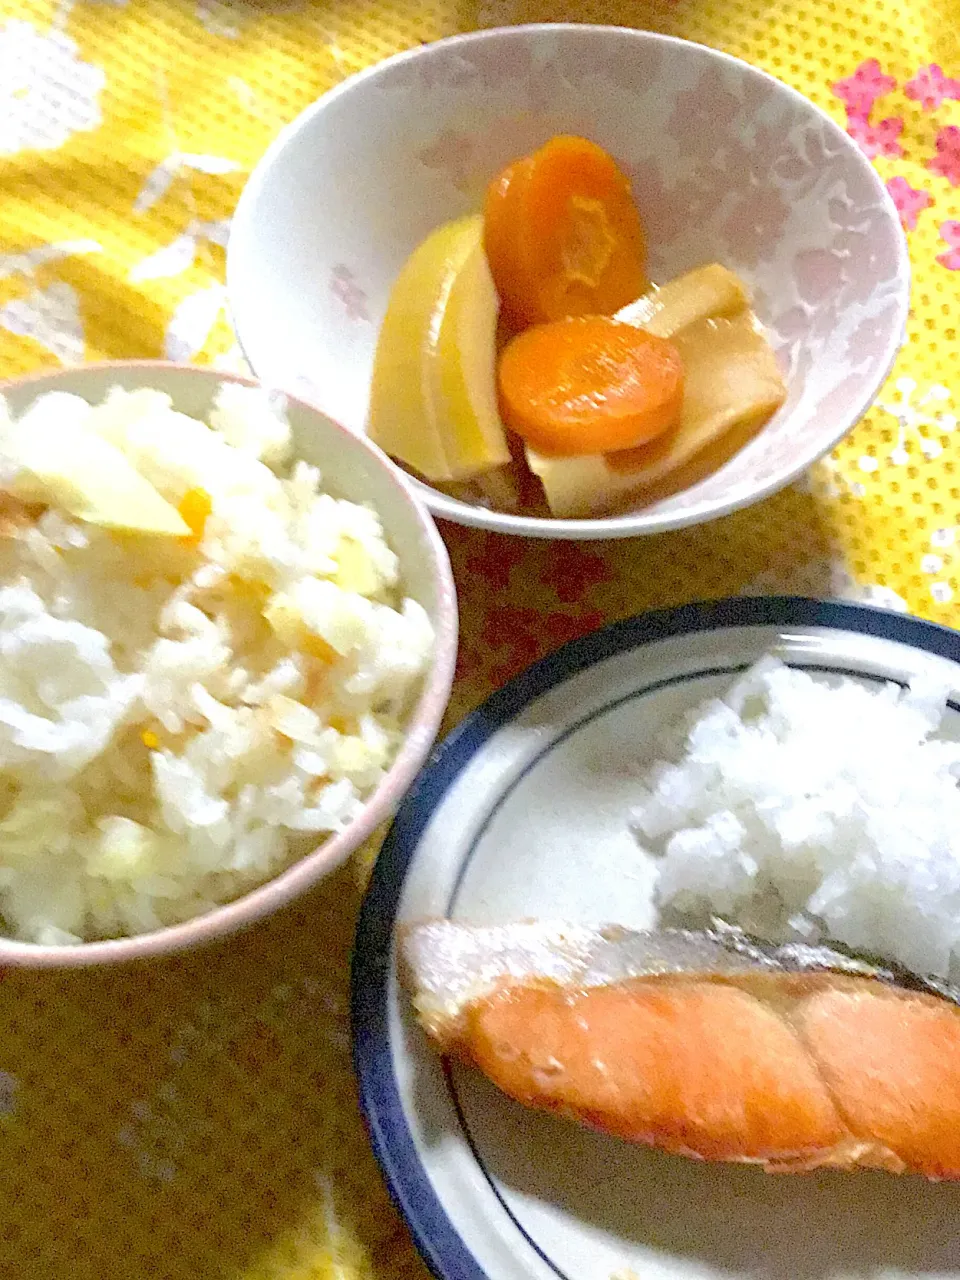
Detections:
0,363,456,964
229,24,908,536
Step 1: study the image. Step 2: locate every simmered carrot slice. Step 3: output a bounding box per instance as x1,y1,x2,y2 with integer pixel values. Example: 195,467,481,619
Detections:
497,316,683,456
483,156,536,330
483,136,647,329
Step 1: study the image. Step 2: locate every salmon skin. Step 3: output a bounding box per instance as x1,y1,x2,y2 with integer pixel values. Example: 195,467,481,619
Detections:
402,920,960,1180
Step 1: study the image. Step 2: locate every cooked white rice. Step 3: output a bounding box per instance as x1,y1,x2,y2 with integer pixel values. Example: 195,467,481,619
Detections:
0,383,433,945
629,657,960,978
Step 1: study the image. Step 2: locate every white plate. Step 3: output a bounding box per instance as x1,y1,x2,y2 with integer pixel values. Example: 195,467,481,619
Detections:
352,597,960,1280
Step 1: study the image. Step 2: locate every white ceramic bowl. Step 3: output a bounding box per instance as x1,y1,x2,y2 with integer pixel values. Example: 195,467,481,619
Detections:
228,23,910,540
0,362,458,967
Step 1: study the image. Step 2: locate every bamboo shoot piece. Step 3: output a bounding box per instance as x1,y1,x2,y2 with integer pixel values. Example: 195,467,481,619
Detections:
528,265,787,518
617,263,748,338
367,216,511,483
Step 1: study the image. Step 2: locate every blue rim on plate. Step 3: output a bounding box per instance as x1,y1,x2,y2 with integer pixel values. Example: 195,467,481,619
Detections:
350,595,960,1280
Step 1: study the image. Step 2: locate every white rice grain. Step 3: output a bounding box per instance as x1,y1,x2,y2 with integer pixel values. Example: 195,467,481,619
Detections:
629,658,960,977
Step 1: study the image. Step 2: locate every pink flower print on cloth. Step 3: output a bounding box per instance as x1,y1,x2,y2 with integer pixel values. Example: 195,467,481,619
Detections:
832,59,896,118
928,126,960,187
904,65,960,112
846,113,904,160
885,176,933,230
937,222,960,270
831,60,904,161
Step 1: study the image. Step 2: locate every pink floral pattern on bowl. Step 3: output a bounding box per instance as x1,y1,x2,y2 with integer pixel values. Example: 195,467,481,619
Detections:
229,25,910,538
329,264,369,323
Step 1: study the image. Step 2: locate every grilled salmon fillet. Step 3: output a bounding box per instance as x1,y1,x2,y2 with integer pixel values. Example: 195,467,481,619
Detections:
402,920,960,1179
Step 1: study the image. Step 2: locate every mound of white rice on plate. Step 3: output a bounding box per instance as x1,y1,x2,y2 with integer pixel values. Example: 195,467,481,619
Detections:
629,657,960,978
0,383,433,945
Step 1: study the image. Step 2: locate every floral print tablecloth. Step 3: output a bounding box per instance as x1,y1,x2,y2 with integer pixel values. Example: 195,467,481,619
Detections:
0,0,958,1275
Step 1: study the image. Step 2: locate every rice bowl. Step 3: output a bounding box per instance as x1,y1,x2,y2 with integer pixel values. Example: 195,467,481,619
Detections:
0,363,456,964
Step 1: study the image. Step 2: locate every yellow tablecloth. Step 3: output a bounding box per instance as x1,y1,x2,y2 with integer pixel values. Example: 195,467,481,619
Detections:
0,0,958,1275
